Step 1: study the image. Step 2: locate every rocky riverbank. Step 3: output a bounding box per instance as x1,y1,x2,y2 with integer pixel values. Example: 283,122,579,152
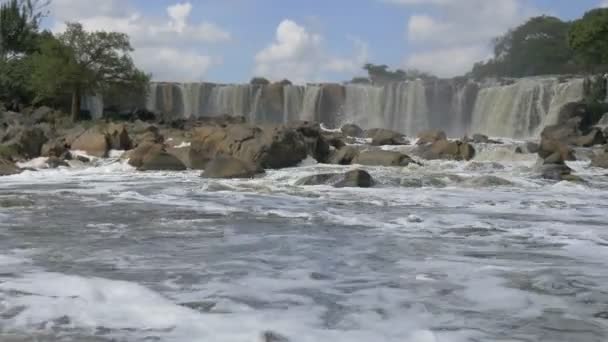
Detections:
2,100,608,185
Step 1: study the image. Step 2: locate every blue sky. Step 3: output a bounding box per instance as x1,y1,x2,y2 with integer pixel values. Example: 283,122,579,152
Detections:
46,0,608,83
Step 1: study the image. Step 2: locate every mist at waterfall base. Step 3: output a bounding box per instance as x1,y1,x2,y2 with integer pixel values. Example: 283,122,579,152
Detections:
2,140,608,341
103,76,588,139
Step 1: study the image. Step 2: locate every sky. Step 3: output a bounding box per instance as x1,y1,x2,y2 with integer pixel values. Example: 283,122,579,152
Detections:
43,0,608,83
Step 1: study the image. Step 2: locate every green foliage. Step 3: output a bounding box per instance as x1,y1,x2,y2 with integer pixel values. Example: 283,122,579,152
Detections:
29,23,150,120
250,77,270,85
363,63,434,84
471,16,575,79
568,8,608,71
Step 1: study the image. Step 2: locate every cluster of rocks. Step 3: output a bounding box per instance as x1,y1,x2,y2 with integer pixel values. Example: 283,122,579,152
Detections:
534,103,608,181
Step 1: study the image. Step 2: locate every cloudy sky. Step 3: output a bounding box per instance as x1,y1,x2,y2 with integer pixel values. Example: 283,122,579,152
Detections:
44,0,607,83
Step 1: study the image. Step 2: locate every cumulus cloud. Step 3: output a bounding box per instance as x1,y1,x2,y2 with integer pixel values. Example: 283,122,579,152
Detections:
601,0,608,7
391,0,537,77
49,1,229,81
254,20,368,83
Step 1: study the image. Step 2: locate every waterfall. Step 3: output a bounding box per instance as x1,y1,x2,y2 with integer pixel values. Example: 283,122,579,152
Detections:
81,94,104,119
470,77,585,138
283,85,305,123
300,86,322,121
136,77,585,139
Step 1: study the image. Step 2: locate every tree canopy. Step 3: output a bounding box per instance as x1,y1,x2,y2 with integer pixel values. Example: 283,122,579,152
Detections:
359,63,434,84
29,23,149,120
568,8,608,71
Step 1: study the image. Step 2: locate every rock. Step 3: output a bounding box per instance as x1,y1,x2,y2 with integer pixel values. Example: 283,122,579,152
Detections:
367,129,408,146
190,124,308,170
515,142,540,154
41,140,68,157
329,146,360,165
203,156,263,179
105,123,132,150
0,158,21,176
541,119,581,143
538,139,574,162
296,169,373,188
128,143,187,171
0,144,18,160
469,133,501,144
416,130,447,145
416,140,476,161
341,124,364,138
46,156,69,169
8,127,48,159
538,162,574,181
75,155,91,163
353,150,415,167
573,128,606,147
321,131,347,149
29,106,57,124
286,121,330,163
591,151,608,168
71,128,110,157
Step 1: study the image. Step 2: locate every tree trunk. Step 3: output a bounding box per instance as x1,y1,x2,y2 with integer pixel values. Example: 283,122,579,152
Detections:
71,88,81,122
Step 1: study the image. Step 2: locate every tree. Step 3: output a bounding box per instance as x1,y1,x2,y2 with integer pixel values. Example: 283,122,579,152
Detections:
471,16,575,78
569,8,608,72
29,23,149,121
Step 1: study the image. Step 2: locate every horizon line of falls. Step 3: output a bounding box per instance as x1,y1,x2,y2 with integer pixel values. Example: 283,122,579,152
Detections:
142,76,586,138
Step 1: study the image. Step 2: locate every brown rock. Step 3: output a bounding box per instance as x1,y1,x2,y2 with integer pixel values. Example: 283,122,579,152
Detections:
353,150,415,167
71,128,110,157
203,156,263,179
416,130,447,145
0,158,21,176
128,143,187,171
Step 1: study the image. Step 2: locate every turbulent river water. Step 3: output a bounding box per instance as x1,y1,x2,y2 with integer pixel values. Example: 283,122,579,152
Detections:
1,142,608,342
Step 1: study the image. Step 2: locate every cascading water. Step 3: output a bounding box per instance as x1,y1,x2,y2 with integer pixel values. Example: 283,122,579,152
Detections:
139,76,585,138
471,77,585,138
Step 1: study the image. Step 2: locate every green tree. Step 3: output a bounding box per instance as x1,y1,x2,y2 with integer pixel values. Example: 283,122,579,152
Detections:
29,23,149,121
568,8,608,72
471,16,574,78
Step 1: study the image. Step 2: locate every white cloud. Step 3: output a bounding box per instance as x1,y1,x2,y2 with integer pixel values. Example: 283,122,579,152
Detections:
49,1,230,81
391,0,537,77
254,20,368,83
601,0,608,8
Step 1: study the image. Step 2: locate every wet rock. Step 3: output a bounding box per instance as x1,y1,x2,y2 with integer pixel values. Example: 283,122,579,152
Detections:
296,169,373,188
353,150,415,167
329,146,360,165
415,140,476,161
129,122,164,146
367,129,408,146
105,123,132,150
341,123,364,138
0,158,21,176
515,142,540,154
203,156,263,179
538,162,575,181
286,121,331,163
416,130,446,145
591,151,608,168
538,138,575,162
190,124,308,170
127,143,187,171
7,127,48,159
46,156,69,169
71,128,110,157
321,131,347,149
469,133,502,144
572,128,606,147
41,140,68,157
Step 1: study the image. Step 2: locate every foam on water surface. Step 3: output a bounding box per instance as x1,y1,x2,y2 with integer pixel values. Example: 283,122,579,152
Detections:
1,144,608,341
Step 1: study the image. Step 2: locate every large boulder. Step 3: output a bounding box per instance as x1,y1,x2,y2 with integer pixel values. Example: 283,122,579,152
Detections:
0,158,21,176
538,138,575,162
105,123,133,150
71,128,109,157
5,126,48,159
341,124,364,138
353,150,415,167
203,156,263,179
367,129,408,146
416,140,476,161
41,140,68,157
329,146,360,165
189,124,308,170
127,143,187,171
296,169,373,188
416,130,447,145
